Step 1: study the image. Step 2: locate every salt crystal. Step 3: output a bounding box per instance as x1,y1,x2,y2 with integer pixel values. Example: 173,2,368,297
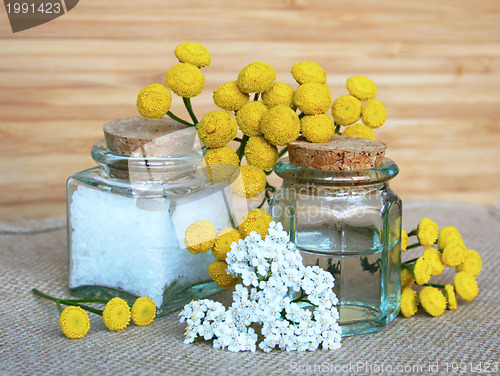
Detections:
69,183,232,307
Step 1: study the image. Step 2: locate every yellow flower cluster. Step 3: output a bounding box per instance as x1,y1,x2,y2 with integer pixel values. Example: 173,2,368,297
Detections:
260,105,301,146
54,295,156,339
400,220,482,318
213,81,249,111
136,83,172,119
202,146,239,183
184,220,217,254
103,297,131,331
198,110,238,148
237,62,276,93
166,63,205,98
261,82,295,109
184,209,273,289
136,41,210,119
331,76,387,141
174,41,211,68
244,136,279,170
291,61,327,84
135,45,393,241
230,165,267,199
59,306,90,339
300,114,335,143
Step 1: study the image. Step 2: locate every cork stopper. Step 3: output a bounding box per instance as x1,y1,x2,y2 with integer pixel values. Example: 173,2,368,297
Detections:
288,135,387,171
103,117,197,157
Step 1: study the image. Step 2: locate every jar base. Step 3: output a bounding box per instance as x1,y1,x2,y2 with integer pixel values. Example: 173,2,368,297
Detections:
337,302,387,337
69,280,220,316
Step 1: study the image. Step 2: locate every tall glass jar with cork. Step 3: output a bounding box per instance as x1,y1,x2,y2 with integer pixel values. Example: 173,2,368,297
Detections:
67,117,235,315
270,136,402,336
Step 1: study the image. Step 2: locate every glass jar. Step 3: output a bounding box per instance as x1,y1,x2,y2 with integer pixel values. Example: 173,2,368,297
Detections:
67,136,235,315
270,158,402,336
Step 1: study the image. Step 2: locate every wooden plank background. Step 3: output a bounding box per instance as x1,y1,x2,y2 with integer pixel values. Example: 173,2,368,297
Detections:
1,0,499,220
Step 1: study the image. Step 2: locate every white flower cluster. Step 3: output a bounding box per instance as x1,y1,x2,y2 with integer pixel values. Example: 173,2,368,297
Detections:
179,221,342,352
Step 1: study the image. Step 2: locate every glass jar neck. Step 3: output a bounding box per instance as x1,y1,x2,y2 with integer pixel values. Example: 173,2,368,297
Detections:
274,158,399,187
91,139,205,188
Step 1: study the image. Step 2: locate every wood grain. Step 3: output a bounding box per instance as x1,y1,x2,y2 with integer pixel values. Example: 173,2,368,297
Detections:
1,0,500,220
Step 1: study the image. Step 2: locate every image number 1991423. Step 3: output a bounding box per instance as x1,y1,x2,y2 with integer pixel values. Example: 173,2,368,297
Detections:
3,0,79,33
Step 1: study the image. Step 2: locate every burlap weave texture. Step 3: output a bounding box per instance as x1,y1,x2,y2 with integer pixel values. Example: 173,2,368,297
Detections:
0,201,498,376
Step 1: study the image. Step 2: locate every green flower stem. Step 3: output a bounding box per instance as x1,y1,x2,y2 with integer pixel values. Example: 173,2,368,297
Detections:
182,97,199,125
253,93,259,101
402,257,419,264
291,290,318,307
166,111,195,127
234,137,244,143
292,290,307,303
236,135,249,160
426,283,445,289
278,146,288,159
408,229,418,237
257,196,267,209
400,263,414,272
334,123,341,135
32,288,104,316
406,243,421,250
298,112,306,119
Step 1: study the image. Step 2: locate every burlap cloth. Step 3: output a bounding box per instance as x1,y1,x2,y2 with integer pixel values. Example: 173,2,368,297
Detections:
1,201,499,376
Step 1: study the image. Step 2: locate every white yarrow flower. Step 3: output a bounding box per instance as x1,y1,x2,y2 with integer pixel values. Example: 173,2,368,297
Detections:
179,221,342,352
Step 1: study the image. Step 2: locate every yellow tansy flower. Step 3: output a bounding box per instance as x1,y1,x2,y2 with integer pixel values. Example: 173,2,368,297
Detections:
197,110,238,148
437,226,462,250
417,218,438,247
413,256,432,285
131,297,156,326
441,238,466,267
136,83,172,119
300,114,335,143
184,220,217,254
454,271,479,301
331,95,362,126
203,146,240,183
213,81,250,111
230,165,267,198
59,306,90,339
239,209,274,238
261,82,295,109
400,286,419,318
213,228,242,260
208,260,238,289
293,83,332,115
165,63,205,98
236,101,267,137
419,286,447,317
346,76,377,101
174,41,211,68
342,123,376,140
260,105,301,146
401,229,409,251
456,249,482,277
362,100,387,129
244,136,279,170
401,268,415,289
103,297,131,331
443,284,458,310
422,247,445,276
291,61,327,84
237,62,276,94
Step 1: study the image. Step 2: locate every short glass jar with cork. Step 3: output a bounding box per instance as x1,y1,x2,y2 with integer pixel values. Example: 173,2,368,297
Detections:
270,136,402,336
66,117,234,315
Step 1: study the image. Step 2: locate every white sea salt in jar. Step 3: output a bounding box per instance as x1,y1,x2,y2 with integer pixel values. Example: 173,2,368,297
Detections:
67,117,234,314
